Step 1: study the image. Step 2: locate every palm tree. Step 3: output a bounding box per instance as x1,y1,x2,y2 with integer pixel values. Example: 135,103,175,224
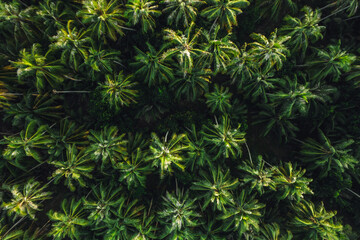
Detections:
306,42,356,82
83,183,123,225
0,221,23,240
238,155,276,195
290,200,344,239
132,42,174,86
280,6,325,58
11,44,64,92
50,20,90,71
191,166,239,211
48,198,89,240
50,144,94,191
3,120,53,169
98,72,138,110
201,25,239,73
170,67,211,101
2,178,52,219
158,188,200,239
218,189,265,236
205,84,232,114
77,0,127,42
273,162,313,202
201,0,250,31
4,93,63,127
335,0,359,17
201,115,246,159
300,129,357,178
0,81,16,109
162,0,205,27
131,210,158,239
257,0,299,21
198,216,224,240
255,223,293,240
248,30,290,73
162,23,207,72
125,0,161,33
86,126,127,171
241,71,278,103
149,132,188,176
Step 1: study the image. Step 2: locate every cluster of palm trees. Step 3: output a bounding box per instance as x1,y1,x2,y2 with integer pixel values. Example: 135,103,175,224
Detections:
0,0,360,239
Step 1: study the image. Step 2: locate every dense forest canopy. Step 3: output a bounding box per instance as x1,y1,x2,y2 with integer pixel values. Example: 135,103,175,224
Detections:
0,0,360,239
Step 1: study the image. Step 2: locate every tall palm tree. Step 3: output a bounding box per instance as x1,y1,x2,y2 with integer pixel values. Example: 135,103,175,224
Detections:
158,188,200,239
77,0,127,42
201,115,246,159
162,22,207,73
205,84,233,114
98,72,138,110
2,178,52,219
280,6,325,58
50,20,90,71
191,166,239,211
290,200,344,239
201,0,250,31
50,144,95,191
149,132,188,176
132,42,174,86
248,30,290,73
125,0,161,33
48,198,89,240
162,0,205,27
11,44,64,92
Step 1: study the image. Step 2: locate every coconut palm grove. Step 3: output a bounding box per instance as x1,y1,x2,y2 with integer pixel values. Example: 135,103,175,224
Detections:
1,0,360,239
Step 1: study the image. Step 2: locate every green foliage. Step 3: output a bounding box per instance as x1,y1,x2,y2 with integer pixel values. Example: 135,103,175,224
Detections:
205,84,232,114
162,0,204,27
125,0,161,33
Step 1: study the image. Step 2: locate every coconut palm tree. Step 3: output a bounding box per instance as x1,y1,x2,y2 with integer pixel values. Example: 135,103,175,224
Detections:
205,84,232,114
191,166,239,211
280,6,325,58
248,30,290,73
158,188,200,239
77,0,127,42
125,0,161,33
2,178,52,219
149,132,188,176
98,72,138,110
201,0,250,31
11,44,64,92
162,0,205,27
0,221,23,240
201,115,245,159
50,20,90,71
132,42,174,86
48,198,89,240
50,144,94,191
242,71,278,103
257,0,299,21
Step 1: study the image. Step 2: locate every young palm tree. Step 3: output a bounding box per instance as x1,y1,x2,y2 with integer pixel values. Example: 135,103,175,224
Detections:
205,84,232,114
218,189,265,236
3,120,53,168
162,23,207,73
280,6,325,58
201,0,250,31
2,178,52,219
132,42,174,86
306,42,356,82
50,20,90,71
238,155,276,195
98,72,138,110
248,30,290,73
273,162,313,202
149,132,188,176
125,0,161,33
290,200,344,239
158,188,200,239
162,0,205,27
83,183,123,225
86,126,127,170
201,115,246,159
48,198,89,240
170,67,211,101
50,144,95,191
300,129,357,178
77,0,127,42
11,44,64,92
201,25,239,73
191,166,239,211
